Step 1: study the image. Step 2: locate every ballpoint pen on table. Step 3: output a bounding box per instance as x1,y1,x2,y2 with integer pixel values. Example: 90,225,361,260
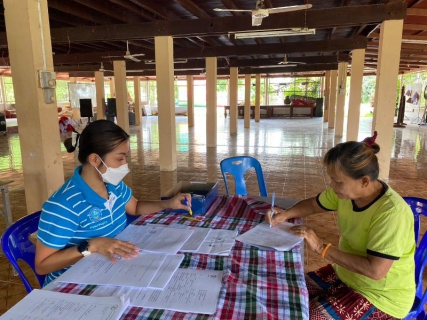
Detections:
181,215,200,222
270,192,276,228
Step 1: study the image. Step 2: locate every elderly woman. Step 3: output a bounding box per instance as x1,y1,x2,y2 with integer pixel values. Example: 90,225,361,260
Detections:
267,132,415,319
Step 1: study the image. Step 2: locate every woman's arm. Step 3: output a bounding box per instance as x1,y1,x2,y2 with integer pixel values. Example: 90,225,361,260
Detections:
290,226,394,280
266,196,324,226
125,193,192,216
35,238,139,275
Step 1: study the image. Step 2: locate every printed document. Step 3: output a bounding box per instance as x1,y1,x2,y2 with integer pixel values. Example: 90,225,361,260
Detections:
236,221,303,251
194,229,238,256
115,224,194,254
0,289,129,320
92,268,223,315
55,252,183,288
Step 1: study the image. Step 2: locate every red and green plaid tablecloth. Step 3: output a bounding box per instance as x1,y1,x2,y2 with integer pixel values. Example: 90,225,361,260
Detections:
53,195,309,320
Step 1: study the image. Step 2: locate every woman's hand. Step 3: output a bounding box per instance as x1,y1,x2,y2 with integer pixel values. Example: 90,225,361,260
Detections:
167,193,192,212
265,208,289,227
88,237,140,263
289,226,324,254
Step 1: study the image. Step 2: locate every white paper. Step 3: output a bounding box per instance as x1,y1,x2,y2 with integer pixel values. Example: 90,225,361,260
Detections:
55,252,170,288
115,224,194,255
195,229,238,256
92,268,223,315
143,227,193,254
146,254,184,289
236,221,303,251
0,289,129,320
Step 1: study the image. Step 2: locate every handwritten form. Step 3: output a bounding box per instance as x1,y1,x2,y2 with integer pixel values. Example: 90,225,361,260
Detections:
0,289,129,320
56,252,184,289
91,268,223,315
236,221,303,251
115,225,194,255
194,229,238,256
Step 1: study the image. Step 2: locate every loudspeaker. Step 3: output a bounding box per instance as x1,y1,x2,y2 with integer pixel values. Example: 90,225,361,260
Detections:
106,98,117,117
79,99,93,118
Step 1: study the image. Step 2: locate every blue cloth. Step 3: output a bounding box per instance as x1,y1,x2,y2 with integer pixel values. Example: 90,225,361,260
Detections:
37,166,133,285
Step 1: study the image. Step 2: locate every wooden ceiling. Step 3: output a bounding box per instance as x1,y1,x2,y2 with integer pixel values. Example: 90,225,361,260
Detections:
0,0,426,78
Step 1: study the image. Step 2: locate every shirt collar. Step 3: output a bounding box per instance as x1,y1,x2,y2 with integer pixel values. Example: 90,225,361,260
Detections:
71,166,119,207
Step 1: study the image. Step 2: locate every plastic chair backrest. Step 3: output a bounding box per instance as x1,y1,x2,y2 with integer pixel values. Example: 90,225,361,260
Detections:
220,156,268,197
1,211,45,293
403,197,427,320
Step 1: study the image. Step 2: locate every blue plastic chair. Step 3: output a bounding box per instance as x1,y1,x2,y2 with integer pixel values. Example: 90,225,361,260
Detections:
126,213,139,226
220,156,268,197
403,197,427,320
1,211,45,293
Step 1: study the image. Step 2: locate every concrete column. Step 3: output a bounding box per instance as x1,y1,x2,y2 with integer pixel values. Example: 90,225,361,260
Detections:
155,36,176,171
324,71,331,122
255,74,261,122
265,77,269,105
244,74,251,128
133,76,141,125
4,0,64,213
328,70,338,129
109,77,115,98
373,20,404,179
95,71,105,120
230,67,238,135
186,75,194,127
206,57,217,147
335,62,348,137
113,60,129,133
347,49,365,141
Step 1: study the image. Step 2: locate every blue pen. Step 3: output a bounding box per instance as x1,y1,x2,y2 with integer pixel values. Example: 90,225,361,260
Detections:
270,192,276,228
183,196,193,215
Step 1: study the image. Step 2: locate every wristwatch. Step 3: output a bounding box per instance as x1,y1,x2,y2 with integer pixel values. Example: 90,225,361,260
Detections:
77,240,91,257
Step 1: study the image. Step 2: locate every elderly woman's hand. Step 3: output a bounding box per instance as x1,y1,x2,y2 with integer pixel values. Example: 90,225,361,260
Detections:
265,208,289,227
289,226,324,254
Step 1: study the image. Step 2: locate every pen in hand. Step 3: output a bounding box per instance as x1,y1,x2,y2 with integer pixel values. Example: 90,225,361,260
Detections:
270,192,276,228
183,196,193,215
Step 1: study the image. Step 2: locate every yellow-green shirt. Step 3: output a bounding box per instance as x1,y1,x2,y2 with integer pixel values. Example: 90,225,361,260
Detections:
317,183,415,318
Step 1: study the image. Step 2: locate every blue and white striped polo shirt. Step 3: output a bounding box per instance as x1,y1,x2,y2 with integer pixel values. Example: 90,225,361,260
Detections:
37,166,133,285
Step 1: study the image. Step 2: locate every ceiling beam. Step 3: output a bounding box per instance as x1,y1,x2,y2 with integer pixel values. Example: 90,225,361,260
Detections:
407,8,427,16
173,0,211,19
403,24,427,31
0,3,404,45
72,0,141,24
128,0,181,20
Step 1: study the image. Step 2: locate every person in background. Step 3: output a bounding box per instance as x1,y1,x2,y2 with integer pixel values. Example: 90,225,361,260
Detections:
267,131,415,319
35,120,191,285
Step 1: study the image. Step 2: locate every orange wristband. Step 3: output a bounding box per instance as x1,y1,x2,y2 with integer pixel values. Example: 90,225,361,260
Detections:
321,243,332,259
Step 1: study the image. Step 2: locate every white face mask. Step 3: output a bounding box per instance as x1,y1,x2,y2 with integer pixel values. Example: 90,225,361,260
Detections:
95,157,130,186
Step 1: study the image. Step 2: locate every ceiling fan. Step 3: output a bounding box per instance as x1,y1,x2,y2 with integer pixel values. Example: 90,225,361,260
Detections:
99,62,113,72
277,55,306,66
101,41,145,62
214,1,312,27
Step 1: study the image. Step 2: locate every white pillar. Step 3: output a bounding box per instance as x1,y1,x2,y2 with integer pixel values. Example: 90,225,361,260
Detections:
347,49,365,141
255,74,261,122
324,71,331,122
186,75,194,127
335,62,348,137
372,20,404,179
113,60,129,133
244,74,251,128
328,70,338,129
206,57,217,147
133,76,141,125
230,67,238,135
155,36,176,171
95,71,105,120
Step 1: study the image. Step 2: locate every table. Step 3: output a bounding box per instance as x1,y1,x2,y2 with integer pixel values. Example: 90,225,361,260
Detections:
50,195,309,319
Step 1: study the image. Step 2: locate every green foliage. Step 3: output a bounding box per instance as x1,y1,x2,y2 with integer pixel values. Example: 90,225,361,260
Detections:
56,80,69,102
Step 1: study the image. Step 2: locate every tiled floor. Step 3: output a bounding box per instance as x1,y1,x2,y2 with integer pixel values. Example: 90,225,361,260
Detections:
0,109,426,316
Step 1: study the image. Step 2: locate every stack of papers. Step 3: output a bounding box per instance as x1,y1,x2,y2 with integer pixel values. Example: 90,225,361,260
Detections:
0,289,129,320
236,221,303,251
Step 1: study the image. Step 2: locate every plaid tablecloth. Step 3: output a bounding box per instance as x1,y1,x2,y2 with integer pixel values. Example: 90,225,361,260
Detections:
53,195,309,320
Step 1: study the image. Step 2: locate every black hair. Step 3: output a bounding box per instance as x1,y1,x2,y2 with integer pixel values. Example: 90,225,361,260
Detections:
63,130,80,153
77,120,129,164
323,141,380,181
